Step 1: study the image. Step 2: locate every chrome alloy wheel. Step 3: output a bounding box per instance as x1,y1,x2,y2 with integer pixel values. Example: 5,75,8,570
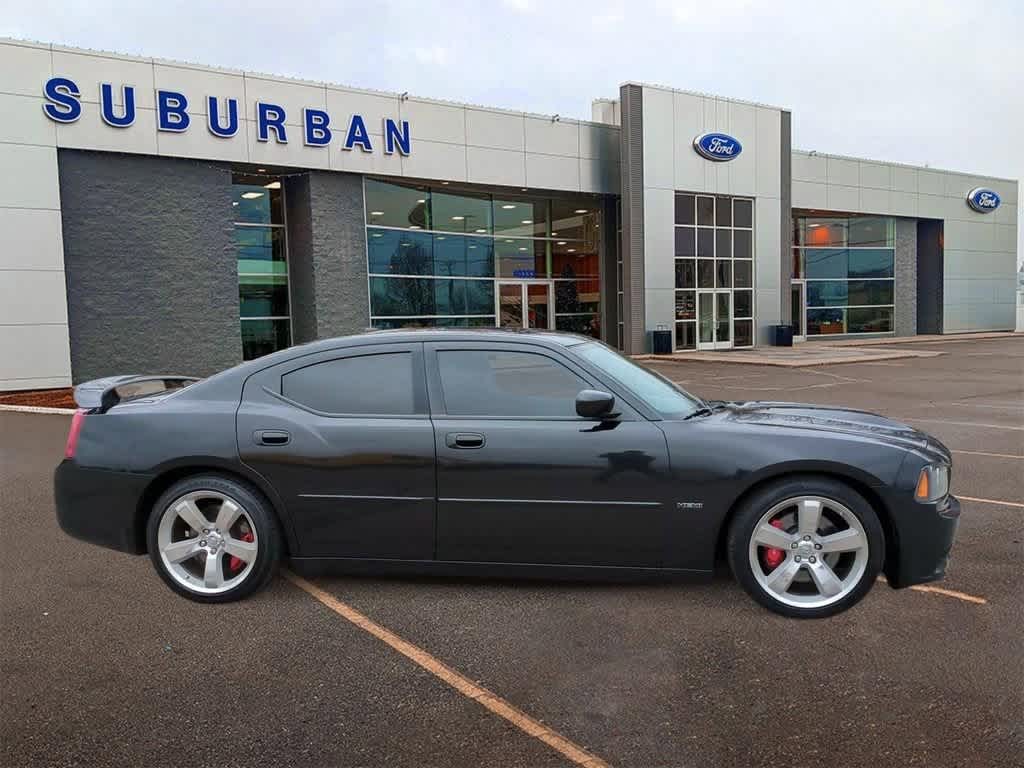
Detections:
157,490,259,595
747,495,869,609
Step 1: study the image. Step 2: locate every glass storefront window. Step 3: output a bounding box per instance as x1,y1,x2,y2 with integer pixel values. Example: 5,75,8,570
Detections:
365,179,603,339
675,321,696,350
734,260,752,288
675,194,696,226
234,173,290,360
365,179,430,229
675,260,695,289
432,189,492,234
794,212,896,337
675,227,696,258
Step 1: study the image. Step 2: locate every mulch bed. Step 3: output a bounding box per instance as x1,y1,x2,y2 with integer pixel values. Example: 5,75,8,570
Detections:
0,387,76,409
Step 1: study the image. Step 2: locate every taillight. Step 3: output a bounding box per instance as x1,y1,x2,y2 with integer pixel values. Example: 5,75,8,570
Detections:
65,409,86,459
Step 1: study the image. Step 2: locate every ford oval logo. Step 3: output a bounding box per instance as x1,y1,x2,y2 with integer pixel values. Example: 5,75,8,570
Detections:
966,187,1000,213
693,132,742,162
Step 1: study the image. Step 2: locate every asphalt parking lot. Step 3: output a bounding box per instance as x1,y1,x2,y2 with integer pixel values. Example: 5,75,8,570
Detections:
1,336,1021,768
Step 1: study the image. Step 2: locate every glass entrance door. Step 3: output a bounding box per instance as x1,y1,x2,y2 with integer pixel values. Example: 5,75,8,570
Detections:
497,281,553,330
697,289,732,350
791,280,806,342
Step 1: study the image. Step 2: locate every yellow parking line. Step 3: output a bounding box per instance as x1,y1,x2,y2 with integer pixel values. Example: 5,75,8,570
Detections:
951,449,1023,460
957,495,1024,509
283,571,610,768
907,585,988,605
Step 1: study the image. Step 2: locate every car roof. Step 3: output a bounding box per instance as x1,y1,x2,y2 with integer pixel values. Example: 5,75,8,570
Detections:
344,327,591,347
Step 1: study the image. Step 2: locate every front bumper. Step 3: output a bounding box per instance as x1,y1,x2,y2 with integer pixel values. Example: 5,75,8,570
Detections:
885,494,961,589
54,460,152,555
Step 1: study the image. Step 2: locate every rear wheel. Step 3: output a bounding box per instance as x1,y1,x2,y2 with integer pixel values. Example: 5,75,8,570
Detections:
146,475,281,603
727,476,884,618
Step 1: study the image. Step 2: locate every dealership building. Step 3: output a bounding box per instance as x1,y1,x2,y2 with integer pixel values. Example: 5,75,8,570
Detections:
0,38,1019,390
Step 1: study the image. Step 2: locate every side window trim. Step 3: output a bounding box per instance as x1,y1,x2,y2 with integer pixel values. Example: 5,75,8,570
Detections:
272,343,429,418
424,341,637,421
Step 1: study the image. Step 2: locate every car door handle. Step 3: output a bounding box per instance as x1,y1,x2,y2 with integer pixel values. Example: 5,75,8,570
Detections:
254,429,291,446
446,432,485,449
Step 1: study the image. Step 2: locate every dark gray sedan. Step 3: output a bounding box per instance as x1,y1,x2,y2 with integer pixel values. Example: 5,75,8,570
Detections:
54,329,960,618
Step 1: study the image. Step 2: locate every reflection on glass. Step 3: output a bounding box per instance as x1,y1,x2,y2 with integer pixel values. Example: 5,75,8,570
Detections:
734,290,753,318
675,194,695,225
733,229,752,259
241,318,290,360
734,260,752,288
804,249,894,279
675,321,696,350
364,179,430,229
807,308,845,335
698,293,714,343
236,227,286,274
698,260,714,288
496,239,547,278
716,260,732,288
232,180,283,225
494,196,548,237
499,283,523,328
848,307,893,333
715,292,731,342
370,277,494,316
716,229,731,259
675,259,695,289
733,199,753,228
697,196,714,226
734,319,753,347
555,314,600,337
240,274,289,317
433,190,492,234
555,279,599,314
791,284,804,337
527,284,551,329
675,227,696,258
697,228,714,259
675,291,696,320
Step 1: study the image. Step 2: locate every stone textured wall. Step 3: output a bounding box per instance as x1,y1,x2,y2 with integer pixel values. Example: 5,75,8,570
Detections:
285,171,368,341
894,218,918,336
58,150,240,382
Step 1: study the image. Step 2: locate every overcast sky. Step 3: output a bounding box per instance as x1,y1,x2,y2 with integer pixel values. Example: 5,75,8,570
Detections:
3,0,1021,267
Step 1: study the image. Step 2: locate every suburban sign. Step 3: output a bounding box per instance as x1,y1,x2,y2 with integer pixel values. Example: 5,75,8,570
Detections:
41,76,412,155
966,187,1001,213
693,132,742,162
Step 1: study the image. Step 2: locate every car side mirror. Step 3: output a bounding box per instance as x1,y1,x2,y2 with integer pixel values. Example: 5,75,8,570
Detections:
575,389,617,419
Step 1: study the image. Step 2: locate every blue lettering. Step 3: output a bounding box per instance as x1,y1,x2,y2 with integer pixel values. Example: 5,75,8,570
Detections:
99,83,136,127
257,102,287,143
207,97,239,138
42,77,82,123
383,118,410,155
303,108,332,146
343,114,373,152
156,90,190,132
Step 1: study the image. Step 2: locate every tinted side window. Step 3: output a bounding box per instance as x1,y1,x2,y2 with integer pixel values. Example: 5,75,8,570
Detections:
282,353,416,415
438,350,585,417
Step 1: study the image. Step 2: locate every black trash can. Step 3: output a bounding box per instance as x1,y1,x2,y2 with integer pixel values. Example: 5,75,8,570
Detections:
652,328,673,355
771,324,794,347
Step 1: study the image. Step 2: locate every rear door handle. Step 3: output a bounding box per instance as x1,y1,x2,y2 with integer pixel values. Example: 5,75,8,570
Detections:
446,432,485,449
254,429,291,446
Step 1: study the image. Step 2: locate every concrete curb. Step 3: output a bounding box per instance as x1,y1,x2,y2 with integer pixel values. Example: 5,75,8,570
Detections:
634,349,945,367
0,404,76,415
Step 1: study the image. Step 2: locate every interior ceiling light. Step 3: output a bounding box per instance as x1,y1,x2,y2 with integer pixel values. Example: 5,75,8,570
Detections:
409,225,421,229
241,192,264,199
451,216,465,221
518,247,527,252
574,209,588,214
416,198,426,204
263,181,281,189
505,239,514,243
257,168,267,172
371,233,382,238
551,232,558,236
568,248,576,253
231,201,238,206
521,220,532,225
441,181,450,185
557,241,567,245
502,204,516,210
370,211,384,216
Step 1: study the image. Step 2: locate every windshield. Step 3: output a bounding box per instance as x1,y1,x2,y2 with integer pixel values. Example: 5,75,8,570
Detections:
574,342,704,419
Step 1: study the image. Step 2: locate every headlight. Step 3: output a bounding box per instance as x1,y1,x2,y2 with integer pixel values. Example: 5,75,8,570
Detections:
915,464,950,502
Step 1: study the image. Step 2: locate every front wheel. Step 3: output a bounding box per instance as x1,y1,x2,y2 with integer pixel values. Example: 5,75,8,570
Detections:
727,477,884,618
146,474,282,603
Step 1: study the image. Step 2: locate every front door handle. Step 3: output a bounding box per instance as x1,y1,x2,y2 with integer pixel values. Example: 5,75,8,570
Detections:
254,429,291,446
446,432,485,449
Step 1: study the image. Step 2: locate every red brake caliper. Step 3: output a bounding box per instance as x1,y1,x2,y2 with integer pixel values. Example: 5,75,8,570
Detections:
763,518,786,569
229,531,254,573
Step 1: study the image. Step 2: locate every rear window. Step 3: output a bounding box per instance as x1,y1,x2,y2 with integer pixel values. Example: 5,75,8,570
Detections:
281,352,416,415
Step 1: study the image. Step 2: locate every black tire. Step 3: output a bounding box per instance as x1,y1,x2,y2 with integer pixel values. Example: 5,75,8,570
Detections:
727,475,885,619
146,474,282,603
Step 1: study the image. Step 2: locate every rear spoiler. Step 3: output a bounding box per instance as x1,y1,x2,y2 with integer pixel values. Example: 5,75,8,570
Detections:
73,375,200,413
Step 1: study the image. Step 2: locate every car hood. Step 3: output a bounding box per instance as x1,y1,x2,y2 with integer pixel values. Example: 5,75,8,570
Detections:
719,401,951,461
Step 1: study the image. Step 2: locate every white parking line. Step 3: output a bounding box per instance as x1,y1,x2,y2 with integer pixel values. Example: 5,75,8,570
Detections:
951,449,1023,460
957,495,1024,510
284,571,611,768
